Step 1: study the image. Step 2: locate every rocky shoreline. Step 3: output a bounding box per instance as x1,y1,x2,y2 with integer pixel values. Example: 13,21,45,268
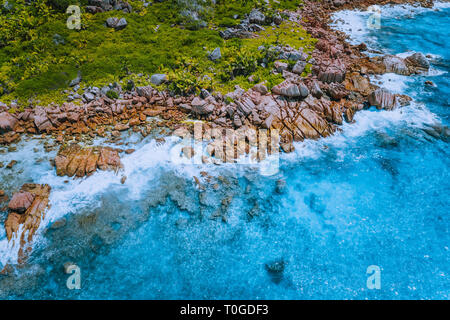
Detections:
0,0,444,151
0,0,448,270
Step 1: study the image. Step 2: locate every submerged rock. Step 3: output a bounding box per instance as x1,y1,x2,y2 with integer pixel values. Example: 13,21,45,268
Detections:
265,260,285,274
276,179,286,194
265,259,285,284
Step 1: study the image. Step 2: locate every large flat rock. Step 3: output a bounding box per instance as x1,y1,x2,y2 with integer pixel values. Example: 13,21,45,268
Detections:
55,144,123,177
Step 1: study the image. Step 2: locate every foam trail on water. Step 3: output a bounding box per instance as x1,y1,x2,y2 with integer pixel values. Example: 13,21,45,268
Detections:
0,135,190,265
331,2,450,49
0,133,274,265
288,101,437,163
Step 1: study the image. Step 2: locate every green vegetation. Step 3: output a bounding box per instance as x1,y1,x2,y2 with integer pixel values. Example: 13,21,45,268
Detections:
106,89,119,99
0,0,314,106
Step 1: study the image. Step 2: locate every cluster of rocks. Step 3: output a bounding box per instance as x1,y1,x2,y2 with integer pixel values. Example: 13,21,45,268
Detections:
171,51,416,155
67,83,114,103
55,144,123,177
0,1,441,157
0,83,188,146
86,0,132,14
67,75,168,104
0,35,417,156
370,52,431,76
4,184,51,263
54,144,123,178
270,43,310,65
219,8,284,39
170,1,438,153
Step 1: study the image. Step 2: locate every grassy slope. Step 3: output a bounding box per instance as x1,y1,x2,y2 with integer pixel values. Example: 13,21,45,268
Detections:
0,0,315,109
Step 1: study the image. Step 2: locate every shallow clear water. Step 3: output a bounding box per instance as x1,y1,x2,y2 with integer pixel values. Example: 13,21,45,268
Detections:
1,4,449,299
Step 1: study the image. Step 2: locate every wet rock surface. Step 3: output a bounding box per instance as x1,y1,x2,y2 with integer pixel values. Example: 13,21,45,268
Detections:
0,0,444,300
54,144,123,177
4,184,51,263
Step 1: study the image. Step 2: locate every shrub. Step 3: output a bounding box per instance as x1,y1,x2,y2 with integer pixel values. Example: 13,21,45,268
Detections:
0,0,52,46
221,45,263,80
0,0,313,104
106,90,119,99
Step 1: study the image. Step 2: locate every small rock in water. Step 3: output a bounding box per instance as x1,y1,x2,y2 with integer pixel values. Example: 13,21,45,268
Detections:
405,52,430,71
265,259,285,284
50,218,67,230
6,160,17,169
175,218,188,229
265,260,285,273
0,190,8,203
276,179,286,194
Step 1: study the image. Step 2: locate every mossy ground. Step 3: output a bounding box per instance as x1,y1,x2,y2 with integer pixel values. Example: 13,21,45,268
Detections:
0,0,314,108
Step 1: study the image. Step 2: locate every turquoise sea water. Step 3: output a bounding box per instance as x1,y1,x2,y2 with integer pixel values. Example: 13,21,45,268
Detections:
0,4,448,299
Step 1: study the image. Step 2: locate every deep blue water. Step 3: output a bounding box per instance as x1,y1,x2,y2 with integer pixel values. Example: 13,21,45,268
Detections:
1,4,449,299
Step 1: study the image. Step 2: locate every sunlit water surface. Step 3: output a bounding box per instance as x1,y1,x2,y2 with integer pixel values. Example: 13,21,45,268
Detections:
0,3,449,299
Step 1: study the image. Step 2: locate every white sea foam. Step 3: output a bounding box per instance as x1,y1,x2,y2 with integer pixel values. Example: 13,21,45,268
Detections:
370,73,413,93
1,1,448,268
330,9,375,46
287,100,438,165
0,135,182,265
433,1,450,10
331,2,450,49
427,67,447,77
289,3,446,162
0,132,279,265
